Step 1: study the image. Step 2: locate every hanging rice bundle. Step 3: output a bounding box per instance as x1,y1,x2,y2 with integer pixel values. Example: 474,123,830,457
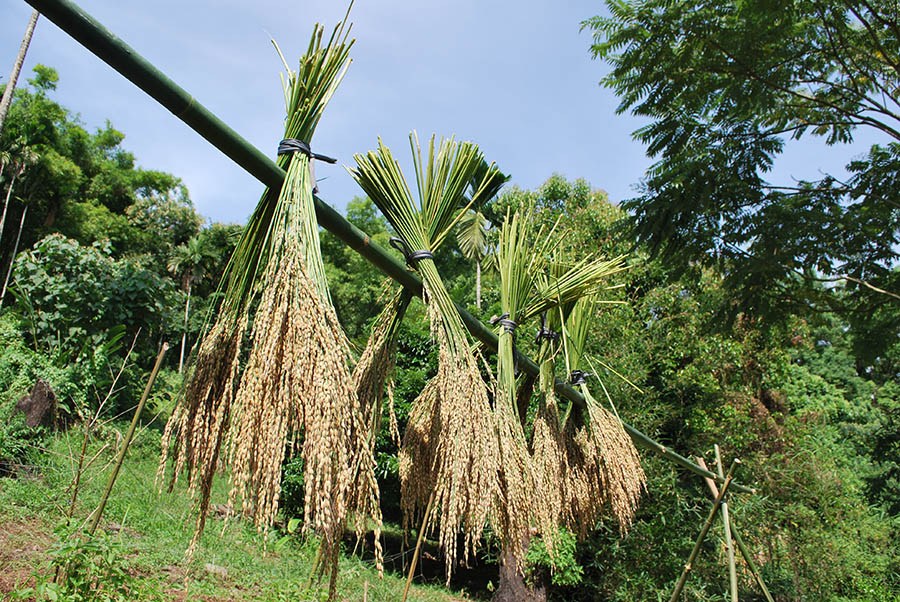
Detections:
351,134,501,577
160,12,380,575
530,301,571,533
560,295,645,534
491,209,557,561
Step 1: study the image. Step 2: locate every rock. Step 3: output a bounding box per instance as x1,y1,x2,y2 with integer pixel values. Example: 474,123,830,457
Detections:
15,379,57,429
204,563,228,579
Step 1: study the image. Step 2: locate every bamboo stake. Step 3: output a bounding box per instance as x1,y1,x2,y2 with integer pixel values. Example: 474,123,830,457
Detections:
715,446,738,602
730,521,775,602
696,456,774,602
402,490,435,602
87,343,168,535
668,459,739,602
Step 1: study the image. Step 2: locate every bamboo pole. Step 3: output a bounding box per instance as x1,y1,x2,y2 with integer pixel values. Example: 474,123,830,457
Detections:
715,446,738,602
23,0,757,496
87,343,168,535
401,491,435,602
668,459,739,602
697,456,775,602
731,521,775,602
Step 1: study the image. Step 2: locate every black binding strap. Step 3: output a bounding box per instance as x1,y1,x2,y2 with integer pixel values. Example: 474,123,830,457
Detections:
491,313,520,375
569,370,593,386
277,138,337,164
535,311,560,343
490,312,518,334
389,237,434,267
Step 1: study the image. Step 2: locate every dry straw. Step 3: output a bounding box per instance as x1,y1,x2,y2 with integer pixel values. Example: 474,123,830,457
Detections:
351,133,501,578
160,10,381,586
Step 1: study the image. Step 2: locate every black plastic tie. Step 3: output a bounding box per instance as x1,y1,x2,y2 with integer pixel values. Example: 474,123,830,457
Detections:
535,312,560,343
490,313,518,333
277,138,337,164
569,370,593,386
389,237,434,267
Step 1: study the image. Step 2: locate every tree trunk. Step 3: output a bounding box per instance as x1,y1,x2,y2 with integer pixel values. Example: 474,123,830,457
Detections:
0,10,40,134
492,545,547,602
1,203,27,304
178,280,192,373
0,171,17,251
476,258,482,310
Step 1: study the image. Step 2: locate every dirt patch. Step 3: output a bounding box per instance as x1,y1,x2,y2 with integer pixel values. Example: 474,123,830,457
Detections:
0,516,53,595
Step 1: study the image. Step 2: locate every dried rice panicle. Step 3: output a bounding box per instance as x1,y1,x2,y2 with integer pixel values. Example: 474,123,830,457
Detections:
351,135,503,578
529,327,571,536
161,11,383,582
560,296,645,533
158,311,246,554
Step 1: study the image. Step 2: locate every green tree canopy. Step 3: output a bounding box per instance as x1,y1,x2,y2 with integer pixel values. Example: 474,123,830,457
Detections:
585,0,900,366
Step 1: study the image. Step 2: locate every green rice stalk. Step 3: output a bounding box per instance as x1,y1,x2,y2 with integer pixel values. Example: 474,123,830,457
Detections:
492,208,556,562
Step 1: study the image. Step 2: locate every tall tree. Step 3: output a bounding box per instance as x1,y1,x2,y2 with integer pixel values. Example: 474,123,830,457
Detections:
167,236,212,373
0,10,39,134
456,159,510,309
584,0,900,363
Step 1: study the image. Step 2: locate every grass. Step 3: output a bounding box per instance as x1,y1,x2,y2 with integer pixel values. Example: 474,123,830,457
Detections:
0,422,468,601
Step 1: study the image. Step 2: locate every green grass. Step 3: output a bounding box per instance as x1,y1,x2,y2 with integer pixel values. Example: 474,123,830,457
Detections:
0,423,466,601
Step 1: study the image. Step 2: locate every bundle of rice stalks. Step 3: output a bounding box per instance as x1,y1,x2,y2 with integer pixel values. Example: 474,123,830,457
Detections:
560,295,645,534
161,11,380,580
353,158,507,449
491,209,556,561
351,133,501,578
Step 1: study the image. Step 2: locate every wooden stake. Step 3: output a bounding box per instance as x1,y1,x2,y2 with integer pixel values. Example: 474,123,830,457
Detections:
87,343,168,535
668,459,739,602
715,445,738,602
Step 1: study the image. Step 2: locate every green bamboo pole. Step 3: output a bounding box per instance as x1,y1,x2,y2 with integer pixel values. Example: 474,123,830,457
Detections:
731,521,775,602
401,491,435,602
715,445,738,602
668,459,740,602
87,343,168,535
23,0,756,495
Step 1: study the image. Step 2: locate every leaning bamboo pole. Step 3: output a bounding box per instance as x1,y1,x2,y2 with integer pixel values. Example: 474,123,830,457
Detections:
714,446,738,602
25,0,754,496
668,459,739,602
697,456,775,602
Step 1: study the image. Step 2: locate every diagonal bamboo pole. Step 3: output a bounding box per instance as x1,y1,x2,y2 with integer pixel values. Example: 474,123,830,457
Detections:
730,520,775,602
668,459,739,602
24,0,754,496
697,456,775,602
87,343,168,535
714,445,738,602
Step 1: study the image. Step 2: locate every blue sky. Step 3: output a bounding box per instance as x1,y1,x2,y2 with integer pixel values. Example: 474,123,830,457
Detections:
1,1,889,225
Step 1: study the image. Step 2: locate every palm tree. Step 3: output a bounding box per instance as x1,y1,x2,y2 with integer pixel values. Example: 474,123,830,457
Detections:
168,236,212,373
456,159,510,309
0,10,39,134
0,141,37,246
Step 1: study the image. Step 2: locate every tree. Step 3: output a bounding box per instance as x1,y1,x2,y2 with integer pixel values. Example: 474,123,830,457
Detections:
167,236,213,373
456,159,510,309
584,0,900,364
0,10,39,134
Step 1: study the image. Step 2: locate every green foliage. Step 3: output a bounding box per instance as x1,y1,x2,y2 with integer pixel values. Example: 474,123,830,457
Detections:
526,529,583,588
11,234,174,356
585,0,900,363
12,526,149,602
